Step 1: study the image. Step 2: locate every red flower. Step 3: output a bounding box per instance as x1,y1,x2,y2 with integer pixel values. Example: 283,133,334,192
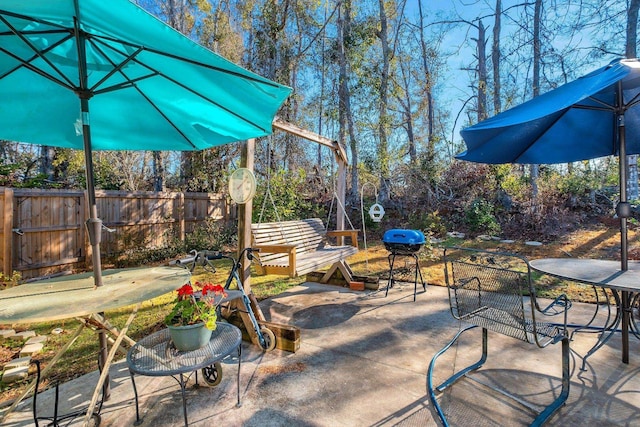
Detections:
202,283,226,298
176,283,194,299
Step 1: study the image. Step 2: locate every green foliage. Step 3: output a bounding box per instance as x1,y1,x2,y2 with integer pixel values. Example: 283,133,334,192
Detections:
112,219,236,268
552,161,610,196
0,271,22,290
252,168,315,222
464,198,501,235
0,162,21,186
408,210,447,237
184,218,237,251
495,164,529,199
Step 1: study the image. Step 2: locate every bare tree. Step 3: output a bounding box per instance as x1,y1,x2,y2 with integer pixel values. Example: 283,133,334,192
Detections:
377,0,392,202
492,0,502,114
529,0,542,198
337,0,360,200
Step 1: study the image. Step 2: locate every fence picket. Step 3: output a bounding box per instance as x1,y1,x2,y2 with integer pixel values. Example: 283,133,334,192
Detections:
0,188,231,280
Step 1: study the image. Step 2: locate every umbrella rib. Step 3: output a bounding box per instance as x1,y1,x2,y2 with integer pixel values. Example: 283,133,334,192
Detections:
87,37,270,134
93,73,159,94
0,38,75,90
84,37,198,149
0,10,70,31
0,15,76,89
89,32,283,88
86,45,145,94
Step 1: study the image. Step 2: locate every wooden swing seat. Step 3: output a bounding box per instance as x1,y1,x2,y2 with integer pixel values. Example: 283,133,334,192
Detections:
251,218,358,278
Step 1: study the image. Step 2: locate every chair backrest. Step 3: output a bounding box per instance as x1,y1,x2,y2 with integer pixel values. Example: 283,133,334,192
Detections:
251,218,326,263
443,247,560,347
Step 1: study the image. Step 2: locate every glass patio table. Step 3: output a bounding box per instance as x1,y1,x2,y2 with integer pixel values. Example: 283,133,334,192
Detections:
530,258,640,365
0,266,190,425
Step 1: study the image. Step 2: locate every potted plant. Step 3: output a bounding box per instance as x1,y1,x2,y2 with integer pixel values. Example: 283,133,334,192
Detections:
164,281,227,351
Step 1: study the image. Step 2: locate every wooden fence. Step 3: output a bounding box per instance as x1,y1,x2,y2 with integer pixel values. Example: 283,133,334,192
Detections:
0,188,232,280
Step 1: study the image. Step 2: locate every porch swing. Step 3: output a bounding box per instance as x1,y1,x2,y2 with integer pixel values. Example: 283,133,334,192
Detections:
250,129,359,280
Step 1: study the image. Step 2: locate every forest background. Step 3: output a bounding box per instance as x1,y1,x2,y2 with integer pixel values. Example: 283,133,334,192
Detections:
2,0,639,246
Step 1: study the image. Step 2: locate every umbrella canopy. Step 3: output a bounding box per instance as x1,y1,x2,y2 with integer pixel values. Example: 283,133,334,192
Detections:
459,58,640,164
0,0,291,150
459,58,640,270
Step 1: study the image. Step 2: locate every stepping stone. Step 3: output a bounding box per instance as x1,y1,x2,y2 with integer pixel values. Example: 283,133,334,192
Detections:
1,366,29,384
3,356,31,370
20,342,44,357
25,335,47,345
0,329,16,339
525,241,542,246
447,231,465,239
14,330,36,339
477,235,492,241
501,239,515,244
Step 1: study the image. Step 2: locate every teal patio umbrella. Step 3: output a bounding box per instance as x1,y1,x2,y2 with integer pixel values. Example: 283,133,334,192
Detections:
0,0,291,286
0,0,290,402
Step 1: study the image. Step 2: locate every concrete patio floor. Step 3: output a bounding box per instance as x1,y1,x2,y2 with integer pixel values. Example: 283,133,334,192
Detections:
2,281,639,426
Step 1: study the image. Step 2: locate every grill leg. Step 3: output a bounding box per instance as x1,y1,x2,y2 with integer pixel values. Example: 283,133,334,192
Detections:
385,253,396,297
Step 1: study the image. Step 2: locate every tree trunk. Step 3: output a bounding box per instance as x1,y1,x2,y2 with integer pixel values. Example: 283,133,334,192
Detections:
627,0,640,58
529,0,542,199
338,0,359,200
476,20,488,122
39,146,55,182
153,152,164,192
418,0,435,204
377,0,391,202
492,0,502,114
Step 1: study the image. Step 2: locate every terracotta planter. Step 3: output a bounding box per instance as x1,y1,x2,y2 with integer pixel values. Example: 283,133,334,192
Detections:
167,323,212,351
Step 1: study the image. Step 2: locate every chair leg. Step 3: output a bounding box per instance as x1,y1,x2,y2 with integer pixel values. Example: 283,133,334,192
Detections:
531,337,571,427
427,326,487,426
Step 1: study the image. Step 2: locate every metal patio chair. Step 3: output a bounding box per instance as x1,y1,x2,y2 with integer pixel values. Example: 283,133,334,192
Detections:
428,247,571,426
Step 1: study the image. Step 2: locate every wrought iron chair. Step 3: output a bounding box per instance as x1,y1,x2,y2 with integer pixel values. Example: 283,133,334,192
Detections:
428,247,571,426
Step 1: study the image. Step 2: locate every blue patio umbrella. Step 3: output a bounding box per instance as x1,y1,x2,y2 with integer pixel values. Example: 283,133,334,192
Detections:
459,58,640,270
0,0,292,286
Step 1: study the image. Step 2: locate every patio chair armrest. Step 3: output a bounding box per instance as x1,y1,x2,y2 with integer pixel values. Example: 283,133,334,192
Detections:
538,293,572,316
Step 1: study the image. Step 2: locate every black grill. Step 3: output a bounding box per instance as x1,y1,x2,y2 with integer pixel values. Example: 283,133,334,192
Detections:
383,229,426,255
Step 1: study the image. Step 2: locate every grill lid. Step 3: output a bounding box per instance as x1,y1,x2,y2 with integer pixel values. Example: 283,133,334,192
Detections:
382,229,426,245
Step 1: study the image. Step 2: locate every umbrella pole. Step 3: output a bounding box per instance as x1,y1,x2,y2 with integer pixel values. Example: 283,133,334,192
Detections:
81,95,110,400
618,111,629,272
616,83,631,363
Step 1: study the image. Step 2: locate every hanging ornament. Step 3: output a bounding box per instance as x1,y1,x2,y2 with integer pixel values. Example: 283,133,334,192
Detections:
369,203,385,222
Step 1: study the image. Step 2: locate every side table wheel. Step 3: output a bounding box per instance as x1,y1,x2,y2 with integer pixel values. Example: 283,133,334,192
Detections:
260,326,277,352
201,362,222,387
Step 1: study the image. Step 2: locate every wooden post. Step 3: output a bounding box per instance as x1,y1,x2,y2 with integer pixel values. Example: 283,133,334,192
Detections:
236,138,265,346
3,188,13,276
238,138,255,292
336,152,347,242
